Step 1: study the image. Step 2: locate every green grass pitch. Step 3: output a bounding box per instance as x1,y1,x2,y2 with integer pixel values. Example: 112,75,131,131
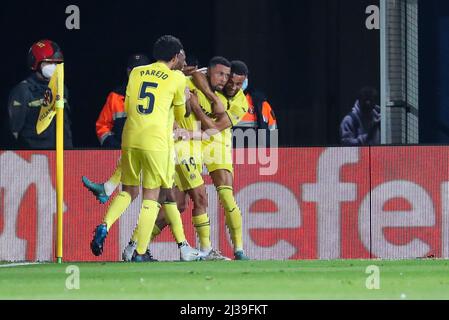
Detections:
1,259,448,300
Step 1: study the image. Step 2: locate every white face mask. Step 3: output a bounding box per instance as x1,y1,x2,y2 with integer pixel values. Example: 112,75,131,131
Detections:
242,77,249,91
41,63,57,79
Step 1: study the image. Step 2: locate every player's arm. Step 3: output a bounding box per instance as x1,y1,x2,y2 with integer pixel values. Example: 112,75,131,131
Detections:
173,117,204,141
189,91,231,132
184,86,192,117
173,121,186,140
173,77,188,124
191,72,225,115
173,127,204,141
173,103,187,123
193,89,249,133
182,65,198,77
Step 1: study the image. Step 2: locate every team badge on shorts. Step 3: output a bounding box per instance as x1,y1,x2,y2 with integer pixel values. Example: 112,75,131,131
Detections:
190,173,196,180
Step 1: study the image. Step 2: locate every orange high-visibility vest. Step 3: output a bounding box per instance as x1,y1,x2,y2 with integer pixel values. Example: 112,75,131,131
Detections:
237,93,277,130
95,85,127,146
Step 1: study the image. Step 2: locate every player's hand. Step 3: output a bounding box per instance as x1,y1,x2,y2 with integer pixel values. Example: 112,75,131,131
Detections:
173,128,190,141
189,90,200,111
185,100,192,118
184,87,191,101
368,119,380,132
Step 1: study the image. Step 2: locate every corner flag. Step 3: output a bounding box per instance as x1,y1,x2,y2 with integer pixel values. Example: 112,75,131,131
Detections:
36,63,64,134
34,63,65,263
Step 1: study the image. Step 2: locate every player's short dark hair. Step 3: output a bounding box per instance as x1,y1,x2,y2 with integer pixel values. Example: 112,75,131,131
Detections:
153,35,184,62
358,86,378,102
231,60,249,76
208,56,231,68
127,53,150,70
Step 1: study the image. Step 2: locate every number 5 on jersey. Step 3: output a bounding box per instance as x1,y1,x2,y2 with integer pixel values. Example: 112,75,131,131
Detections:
137,81,158,115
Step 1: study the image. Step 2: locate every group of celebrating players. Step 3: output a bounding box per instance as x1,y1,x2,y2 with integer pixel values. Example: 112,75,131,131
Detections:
84,35,250,262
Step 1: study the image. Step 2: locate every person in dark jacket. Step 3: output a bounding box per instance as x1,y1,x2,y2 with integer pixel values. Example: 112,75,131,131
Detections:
8,39,73,149
232,78,278,148
340,86,380,146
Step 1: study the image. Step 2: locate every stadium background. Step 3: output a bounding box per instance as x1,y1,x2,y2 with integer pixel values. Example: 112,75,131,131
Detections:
1,0,449,263
1,147,448,262
0,0,380,148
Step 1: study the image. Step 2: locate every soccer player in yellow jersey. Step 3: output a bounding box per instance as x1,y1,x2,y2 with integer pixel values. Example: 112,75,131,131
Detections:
90,35,195,262
189,60,250,260
131,57,247,261
87,56,244,261
169,57,233,260
84,55,211,261
122,57,232,261
121,62,203,262
84,55,199,261
122,65,203,262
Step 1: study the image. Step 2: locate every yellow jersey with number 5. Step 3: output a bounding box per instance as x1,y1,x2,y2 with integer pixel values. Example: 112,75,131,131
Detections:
122,61,186,151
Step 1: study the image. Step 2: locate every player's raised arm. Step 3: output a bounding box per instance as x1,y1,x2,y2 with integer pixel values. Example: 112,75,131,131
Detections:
189,90,232,132
173,74,188,124
191,71,226,115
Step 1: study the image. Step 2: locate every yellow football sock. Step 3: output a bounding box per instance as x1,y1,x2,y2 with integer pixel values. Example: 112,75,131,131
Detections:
108,165,122,185
103,191,131,230
192,213,211,251
103,162,122,196
217,186,243,252
163,202,186,244
130,224,160,243
130,224,139,242
136,200,160,255
150,225,161,242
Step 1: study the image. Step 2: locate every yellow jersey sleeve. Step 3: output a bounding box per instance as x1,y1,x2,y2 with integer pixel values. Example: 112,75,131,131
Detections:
187,77,195,90
173,72,187,106
225,89,249,126
172,72,187,123
124,94,129,114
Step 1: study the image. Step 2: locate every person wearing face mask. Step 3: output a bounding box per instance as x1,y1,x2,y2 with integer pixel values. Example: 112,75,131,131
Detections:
7,39,73,149
340,86,380,146
233,78,278,148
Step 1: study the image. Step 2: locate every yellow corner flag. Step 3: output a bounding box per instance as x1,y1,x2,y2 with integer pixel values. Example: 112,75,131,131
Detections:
55,63,64,263
36,64,64,134
34,63,65,263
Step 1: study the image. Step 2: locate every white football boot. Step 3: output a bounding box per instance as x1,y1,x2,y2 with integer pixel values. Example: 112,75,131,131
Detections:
122,241,137,262
200,248,231,261
179,241,203,261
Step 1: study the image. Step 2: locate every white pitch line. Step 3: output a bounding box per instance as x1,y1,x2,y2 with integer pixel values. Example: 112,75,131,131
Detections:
0,262,42,268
